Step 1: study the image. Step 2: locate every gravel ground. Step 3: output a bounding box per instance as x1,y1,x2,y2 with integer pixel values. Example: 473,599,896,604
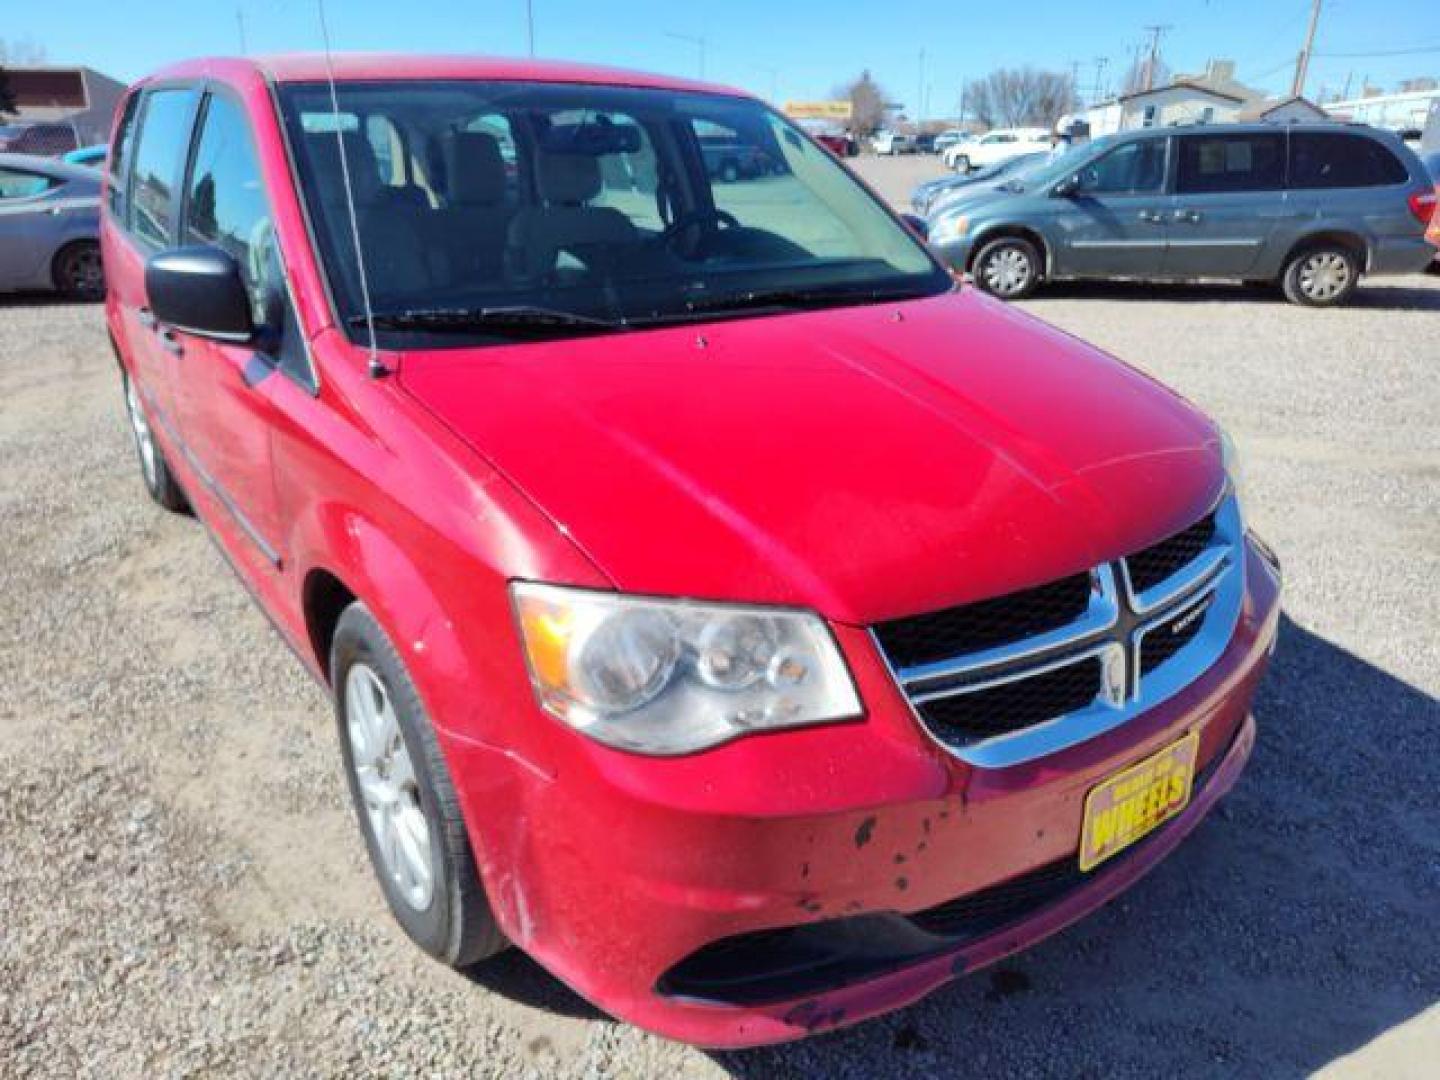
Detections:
2,158,1438,1078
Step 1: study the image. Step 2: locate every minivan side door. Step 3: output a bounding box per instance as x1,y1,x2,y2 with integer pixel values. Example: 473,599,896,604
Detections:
1162,131,1286,278
107,86,201,425
168,88,297,574
1049,135,1170,278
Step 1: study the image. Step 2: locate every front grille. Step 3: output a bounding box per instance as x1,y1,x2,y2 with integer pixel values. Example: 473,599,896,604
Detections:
875,499,1238,764
919,657,1101,744
1126,512,1217,595
1140,595,1212,676
873,573,1092,669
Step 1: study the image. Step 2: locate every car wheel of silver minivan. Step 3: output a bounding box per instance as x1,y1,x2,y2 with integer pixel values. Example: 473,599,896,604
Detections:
973,237,1041,300
1282,245,1359,307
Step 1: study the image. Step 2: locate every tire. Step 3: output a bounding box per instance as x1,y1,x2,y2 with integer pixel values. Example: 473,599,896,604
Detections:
122,371,189,512
332,602,508,968
972,237,1042,300
1281,244,1360,307
954,154,971,174
52,240,105,300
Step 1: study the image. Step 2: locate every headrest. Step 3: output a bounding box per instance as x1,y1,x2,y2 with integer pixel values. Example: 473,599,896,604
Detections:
304,130,381,203
536,152,601,205
444,131,506,206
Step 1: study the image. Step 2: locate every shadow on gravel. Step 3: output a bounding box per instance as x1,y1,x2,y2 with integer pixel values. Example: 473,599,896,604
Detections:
1028,279,1440,311
0,290,99,307
460,949,609,1022
709,614,1440,1077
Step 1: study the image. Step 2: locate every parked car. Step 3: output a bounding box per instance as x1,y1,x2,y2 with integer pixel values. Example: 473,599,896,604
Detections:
932,128,969,154
0,152,104,298
0,122,81,157
64,144,108,167
814,131,857,157
943,127,1049,172
872,129,914,155
107,55,1280,1048
928,123,1438,305
913,132,937,154
698,136,775,181
911,150,1048,215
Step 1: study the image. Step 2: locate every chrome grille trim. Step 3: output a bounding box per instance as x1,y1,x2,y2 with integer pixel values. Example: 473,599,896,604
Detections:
874,493,1244,769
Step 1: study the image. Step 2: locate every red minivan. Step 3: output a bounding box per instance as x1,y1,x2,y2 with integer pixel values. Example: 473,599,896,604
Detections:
103,55,1281,1047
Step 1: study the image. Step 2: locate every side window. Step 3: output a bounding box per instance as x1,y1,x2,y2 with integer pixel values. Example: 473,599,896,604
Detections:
129,88,200,248
1289,132,1409,189
182,94,282,331
0,167,54,199
1142,105,1158,127
1076,139,1167,195
1177,133,1284,194
106,91,141,217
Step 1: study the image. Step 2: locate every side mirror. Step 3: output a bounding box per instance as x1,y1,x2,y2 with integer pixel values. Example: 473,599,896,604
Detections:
899,212,929,239
145,246,255,343
1052,175,1081,198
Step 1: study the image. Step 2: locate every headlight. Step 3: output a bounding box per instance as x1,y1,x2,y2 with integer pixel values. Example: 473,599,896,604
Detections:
511,583,862,754
929,213,969,244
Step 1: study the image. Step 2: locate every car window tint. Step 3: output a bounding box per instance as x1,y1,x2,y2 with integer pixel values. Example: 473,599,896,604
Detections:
1289,131,1409,188
107,92,141,217
129,88,199,248
0,167,54,199
1077,138,1166,195
1177,133,1284,193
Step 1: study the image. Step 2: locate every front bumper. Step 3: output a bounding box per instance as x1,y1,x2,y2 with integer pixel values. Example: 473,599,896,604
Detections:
930,234,976,273
449,538,1280,1047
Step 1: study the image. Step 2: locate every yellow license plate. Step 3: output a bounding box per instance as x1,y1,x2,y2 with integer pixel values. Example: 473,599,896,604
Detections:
1079,731,1199,872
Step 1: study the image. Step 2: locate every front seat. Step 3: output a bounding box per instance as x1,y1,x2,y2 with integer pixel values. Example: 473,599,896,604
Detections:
438,130,512,284
506,152,638,282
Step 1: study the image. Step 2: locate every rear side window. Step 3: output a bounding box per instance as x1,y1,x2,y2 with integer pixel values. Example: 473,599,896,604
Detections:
1289,132,1409,188
129,88,199,248
1177,132,1284,194
0,167,55,199
107,92,141,217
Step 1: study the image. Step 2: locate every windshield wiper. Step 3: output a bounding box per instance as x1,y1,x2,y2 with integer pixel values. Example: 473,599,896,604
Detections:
677,282,935,316
350,305,622,335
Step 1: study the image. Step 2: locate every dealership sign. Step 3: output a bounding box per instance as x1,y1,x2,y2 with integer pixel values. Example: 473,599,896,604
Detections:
783,100,854,121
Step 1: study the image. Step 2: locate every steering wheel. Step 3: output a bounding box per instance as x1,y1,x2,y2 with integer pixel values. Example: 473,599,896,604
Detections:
656,208,740,254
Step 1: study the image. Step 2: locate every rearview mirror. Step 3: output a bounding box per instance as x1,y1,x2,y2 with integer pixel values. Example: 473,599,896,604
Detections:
899,212,929,239
145,247,255,343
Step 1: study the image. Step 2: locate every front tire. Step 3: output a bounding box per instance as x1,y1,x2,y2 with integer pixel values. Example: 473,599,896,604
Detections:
123,371,189,512
1282,245,1360,307
332,602,507,968
972,237,1042,300
954,154,971,174
53,240,104,300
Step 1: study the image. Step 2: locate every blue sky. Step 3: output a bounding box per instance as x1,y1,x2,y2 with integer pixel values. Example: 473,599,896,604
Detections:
7,0,1437,113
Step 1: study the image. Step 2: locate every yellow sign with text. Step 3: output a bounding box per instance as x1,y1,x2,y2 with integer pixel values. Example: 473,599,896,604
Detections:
1079,731,1199,872
783,100,854,121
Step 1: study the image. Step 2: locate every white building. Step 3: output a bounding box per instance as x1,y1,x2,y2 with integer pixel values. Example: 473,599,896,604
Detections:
1323,90,1440,135
1236,96,1331,124
1084,83,1247,136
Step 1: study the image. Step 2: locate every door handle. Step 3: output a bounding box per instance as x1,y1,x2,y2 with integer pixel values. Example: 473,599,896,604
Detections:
137,307,157,330
159,330,185,357
1137,209,1164,223
1173,209,1203,224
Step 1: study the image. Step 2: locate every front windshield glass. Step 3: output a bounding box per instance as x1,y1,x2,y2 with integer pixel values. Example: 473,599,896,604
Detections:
278,81,948,345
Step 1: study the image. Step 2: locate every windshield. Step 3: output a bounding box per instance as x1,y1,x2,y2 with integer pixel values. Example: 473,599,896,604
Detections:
1009,138,1115,192
278,81,947,345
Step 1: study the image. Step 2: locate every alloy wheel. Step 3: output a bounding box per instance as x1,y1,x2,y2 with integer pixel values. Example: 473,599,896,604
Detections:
60,244,104,298
345,662,435,911
124,377,158,490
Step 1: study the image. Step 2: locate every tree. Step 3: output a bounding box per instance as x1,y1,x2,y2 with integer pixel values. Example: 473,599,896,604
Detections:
964,67,1076,129
1121,55,1171,96
833,70,888,138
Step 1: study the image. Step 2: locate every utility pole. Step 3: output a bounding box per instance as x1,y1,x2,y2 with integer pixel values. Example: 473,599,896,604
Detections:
1340,70,1353,101
917,48,926,126
236,7,248,54
1142,25,1170,91
1069,60,1081,109
525,0,535,57
1291,0,1323,97
1092,56,1109,103
665,32,707,79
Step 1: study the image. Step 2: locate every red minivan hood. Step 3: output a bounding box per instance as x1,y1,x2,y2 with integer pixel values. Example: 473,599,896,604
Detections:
398,290,1221,624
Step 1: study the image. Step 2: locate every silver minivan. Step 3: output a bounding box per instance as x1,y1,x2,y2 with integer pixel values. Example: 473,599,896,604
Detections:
926,123,1438,306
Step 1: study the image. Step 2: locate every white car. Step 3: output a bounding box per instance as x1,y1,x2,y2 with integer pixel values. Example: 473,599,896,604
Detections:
872,130,915,156
943,128,1049,172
